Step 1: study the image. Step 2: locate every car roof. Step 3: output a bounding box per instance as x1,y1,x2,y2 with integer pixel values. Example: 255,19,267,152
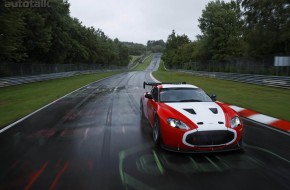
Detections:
158,84,199,89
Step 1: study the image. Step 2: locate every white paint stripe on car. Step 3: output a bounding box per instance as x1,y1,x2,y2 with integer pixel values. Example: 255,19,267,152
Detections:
247,114,280,125
165,102,227,131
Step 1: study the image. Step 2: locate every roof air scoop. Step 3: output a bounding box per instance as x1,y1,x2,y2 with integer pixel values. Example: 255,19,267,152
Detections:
209,108,218,114
184,109,196,115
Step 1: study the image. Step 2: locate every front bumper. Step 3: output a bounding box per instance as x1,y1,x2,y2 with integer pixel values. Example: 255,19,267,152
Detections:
160,141,243,153
160,126,242,153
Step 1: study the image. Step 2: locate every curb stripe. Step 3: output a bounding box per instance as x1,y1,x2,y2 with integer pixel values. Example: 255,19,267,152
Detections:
229,105,246,112
238,109,258,117
270,120,290,132
248,114,280,124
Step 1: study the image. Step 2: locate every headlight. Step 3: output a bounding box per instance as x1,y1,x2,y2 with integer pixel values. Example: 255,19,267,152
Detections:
231,116,241,128
167,118,189,130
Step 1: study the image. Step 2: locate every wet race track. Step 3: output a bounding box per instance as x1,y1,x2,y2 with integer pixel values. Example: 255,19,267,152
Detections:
1,54,290,190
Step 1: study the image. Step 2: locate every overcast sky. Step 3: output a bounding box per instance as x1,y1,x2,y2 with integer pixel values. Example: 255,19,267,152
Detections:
69,0,230,45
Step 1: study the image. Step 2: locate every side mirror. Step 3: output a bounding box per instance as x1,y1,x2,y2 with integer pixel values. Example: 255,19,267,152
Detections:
210,94,217,101
145,93,153,99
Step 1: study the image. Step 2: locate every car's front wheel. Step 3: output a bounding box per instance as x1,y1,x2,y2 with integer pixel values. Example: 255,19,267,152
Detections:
140,101,145,120
153,117,161,145
238,138,244,149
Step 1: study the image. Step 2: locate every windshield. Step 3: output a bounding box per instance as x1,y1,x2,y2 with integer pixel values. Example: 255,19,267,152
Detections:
159,88,212,103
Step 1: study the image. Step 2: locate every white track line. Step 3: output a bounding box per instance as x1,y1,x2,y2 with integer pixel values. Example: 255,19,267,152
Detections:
150,72,161,83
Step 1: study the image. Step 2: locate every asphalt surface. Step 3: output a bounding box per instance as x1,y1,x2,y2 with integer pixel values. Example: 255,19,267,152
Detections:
1,54,290,190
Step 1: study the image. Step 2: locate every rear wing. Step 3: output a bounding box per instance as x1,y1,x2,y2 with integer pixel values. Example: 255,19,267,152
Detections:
143,81,186,89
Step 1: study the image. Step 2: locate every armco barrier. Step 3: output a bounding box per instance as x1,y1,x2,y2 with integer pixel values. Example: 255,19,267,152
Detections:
0,70,123,88
175,70,290,89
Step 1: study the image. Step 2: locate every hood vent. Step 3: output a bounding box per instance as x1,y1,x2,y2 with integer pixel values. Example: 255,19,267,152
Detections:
209,108,218,114
184,109,196,115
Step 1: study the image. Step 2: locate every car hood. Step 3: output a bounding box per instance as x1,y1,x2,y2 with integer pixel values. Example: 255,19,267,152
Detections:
165,102,227,131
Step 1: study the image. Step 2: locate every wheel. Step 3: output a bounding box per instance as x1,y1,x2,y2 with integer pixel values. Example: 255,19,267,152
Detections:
153,117,161,145
238,138,243,148
140,101,145,121
236,138,244,153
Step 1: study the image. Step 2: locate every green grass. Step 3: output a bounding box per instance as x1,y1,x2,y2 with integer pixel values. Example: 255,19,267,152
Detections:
153,61,290,121
130,55,139,62
132,55,153,71
0,71,120,128
128,55,140,68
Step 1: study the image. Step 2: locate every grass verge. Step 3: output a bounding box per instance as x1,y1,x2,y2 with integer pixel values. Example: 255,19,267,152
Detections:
153,61,290,121
132,55,153,71
0,71,120,128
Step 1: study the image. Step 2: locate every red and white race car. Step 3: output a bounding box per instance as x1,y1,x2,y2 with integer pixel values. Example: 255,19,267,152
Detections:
140,81,243,152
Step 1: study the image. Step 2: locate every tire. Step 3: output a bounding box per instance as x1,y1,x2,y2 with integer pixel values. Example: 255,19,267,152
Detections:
238,138,243,148
153,117,161,145
140,101,145,121
236,138,244,153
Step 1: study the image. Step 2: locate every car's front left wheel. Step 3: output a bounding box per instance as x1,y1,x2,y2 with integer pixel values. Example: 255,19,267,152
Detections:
140,101,145,120
153,117,161,145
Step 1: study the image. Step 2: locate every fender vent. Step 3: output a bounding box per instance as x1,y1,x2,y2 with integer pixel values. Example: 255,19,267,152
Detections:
209,108,218,114
184,109,196,115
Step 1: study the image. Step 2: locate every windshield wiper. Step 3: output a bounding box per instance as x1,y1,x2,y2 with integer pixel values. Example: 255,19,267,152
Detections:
179,99,202,102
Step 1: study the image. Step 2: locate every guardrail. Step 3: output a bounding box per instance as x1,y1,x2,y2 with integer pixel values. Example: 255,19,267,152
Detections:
0,70,121,88
173,70,290,89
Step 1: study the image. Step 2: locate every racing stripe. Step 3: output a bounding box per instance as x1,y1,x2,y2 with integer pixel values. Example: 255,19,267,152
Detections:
165,102,227,131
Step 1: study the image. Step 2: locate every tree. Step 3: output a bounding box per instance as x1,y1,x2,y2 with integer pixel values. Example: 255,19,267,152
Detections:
147,40,165,52
0,2,26,62
162,30,192,68
0,0,129,68
22,10,52,63
123,42,146,56
239,0,290,57
197,0,243,61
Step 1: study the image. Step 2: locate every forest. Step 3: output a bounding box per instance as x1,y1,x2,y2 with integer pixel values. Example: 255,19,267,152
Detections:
162,0,290,74
0,0,129,66
1,0,289,75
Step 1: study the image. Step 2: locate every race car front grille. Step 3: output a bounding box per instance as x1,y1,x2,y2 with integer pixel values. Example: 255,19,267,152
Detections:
185,130,235,146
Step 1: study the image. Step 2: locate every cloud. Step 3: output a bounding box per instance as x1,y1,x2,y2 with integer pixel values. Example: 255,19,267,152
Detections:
69,0,229,44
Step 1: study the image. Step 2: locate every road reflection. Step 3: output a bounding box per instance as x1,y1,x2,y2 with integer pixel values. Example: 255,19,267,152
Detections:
119,142,290,190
